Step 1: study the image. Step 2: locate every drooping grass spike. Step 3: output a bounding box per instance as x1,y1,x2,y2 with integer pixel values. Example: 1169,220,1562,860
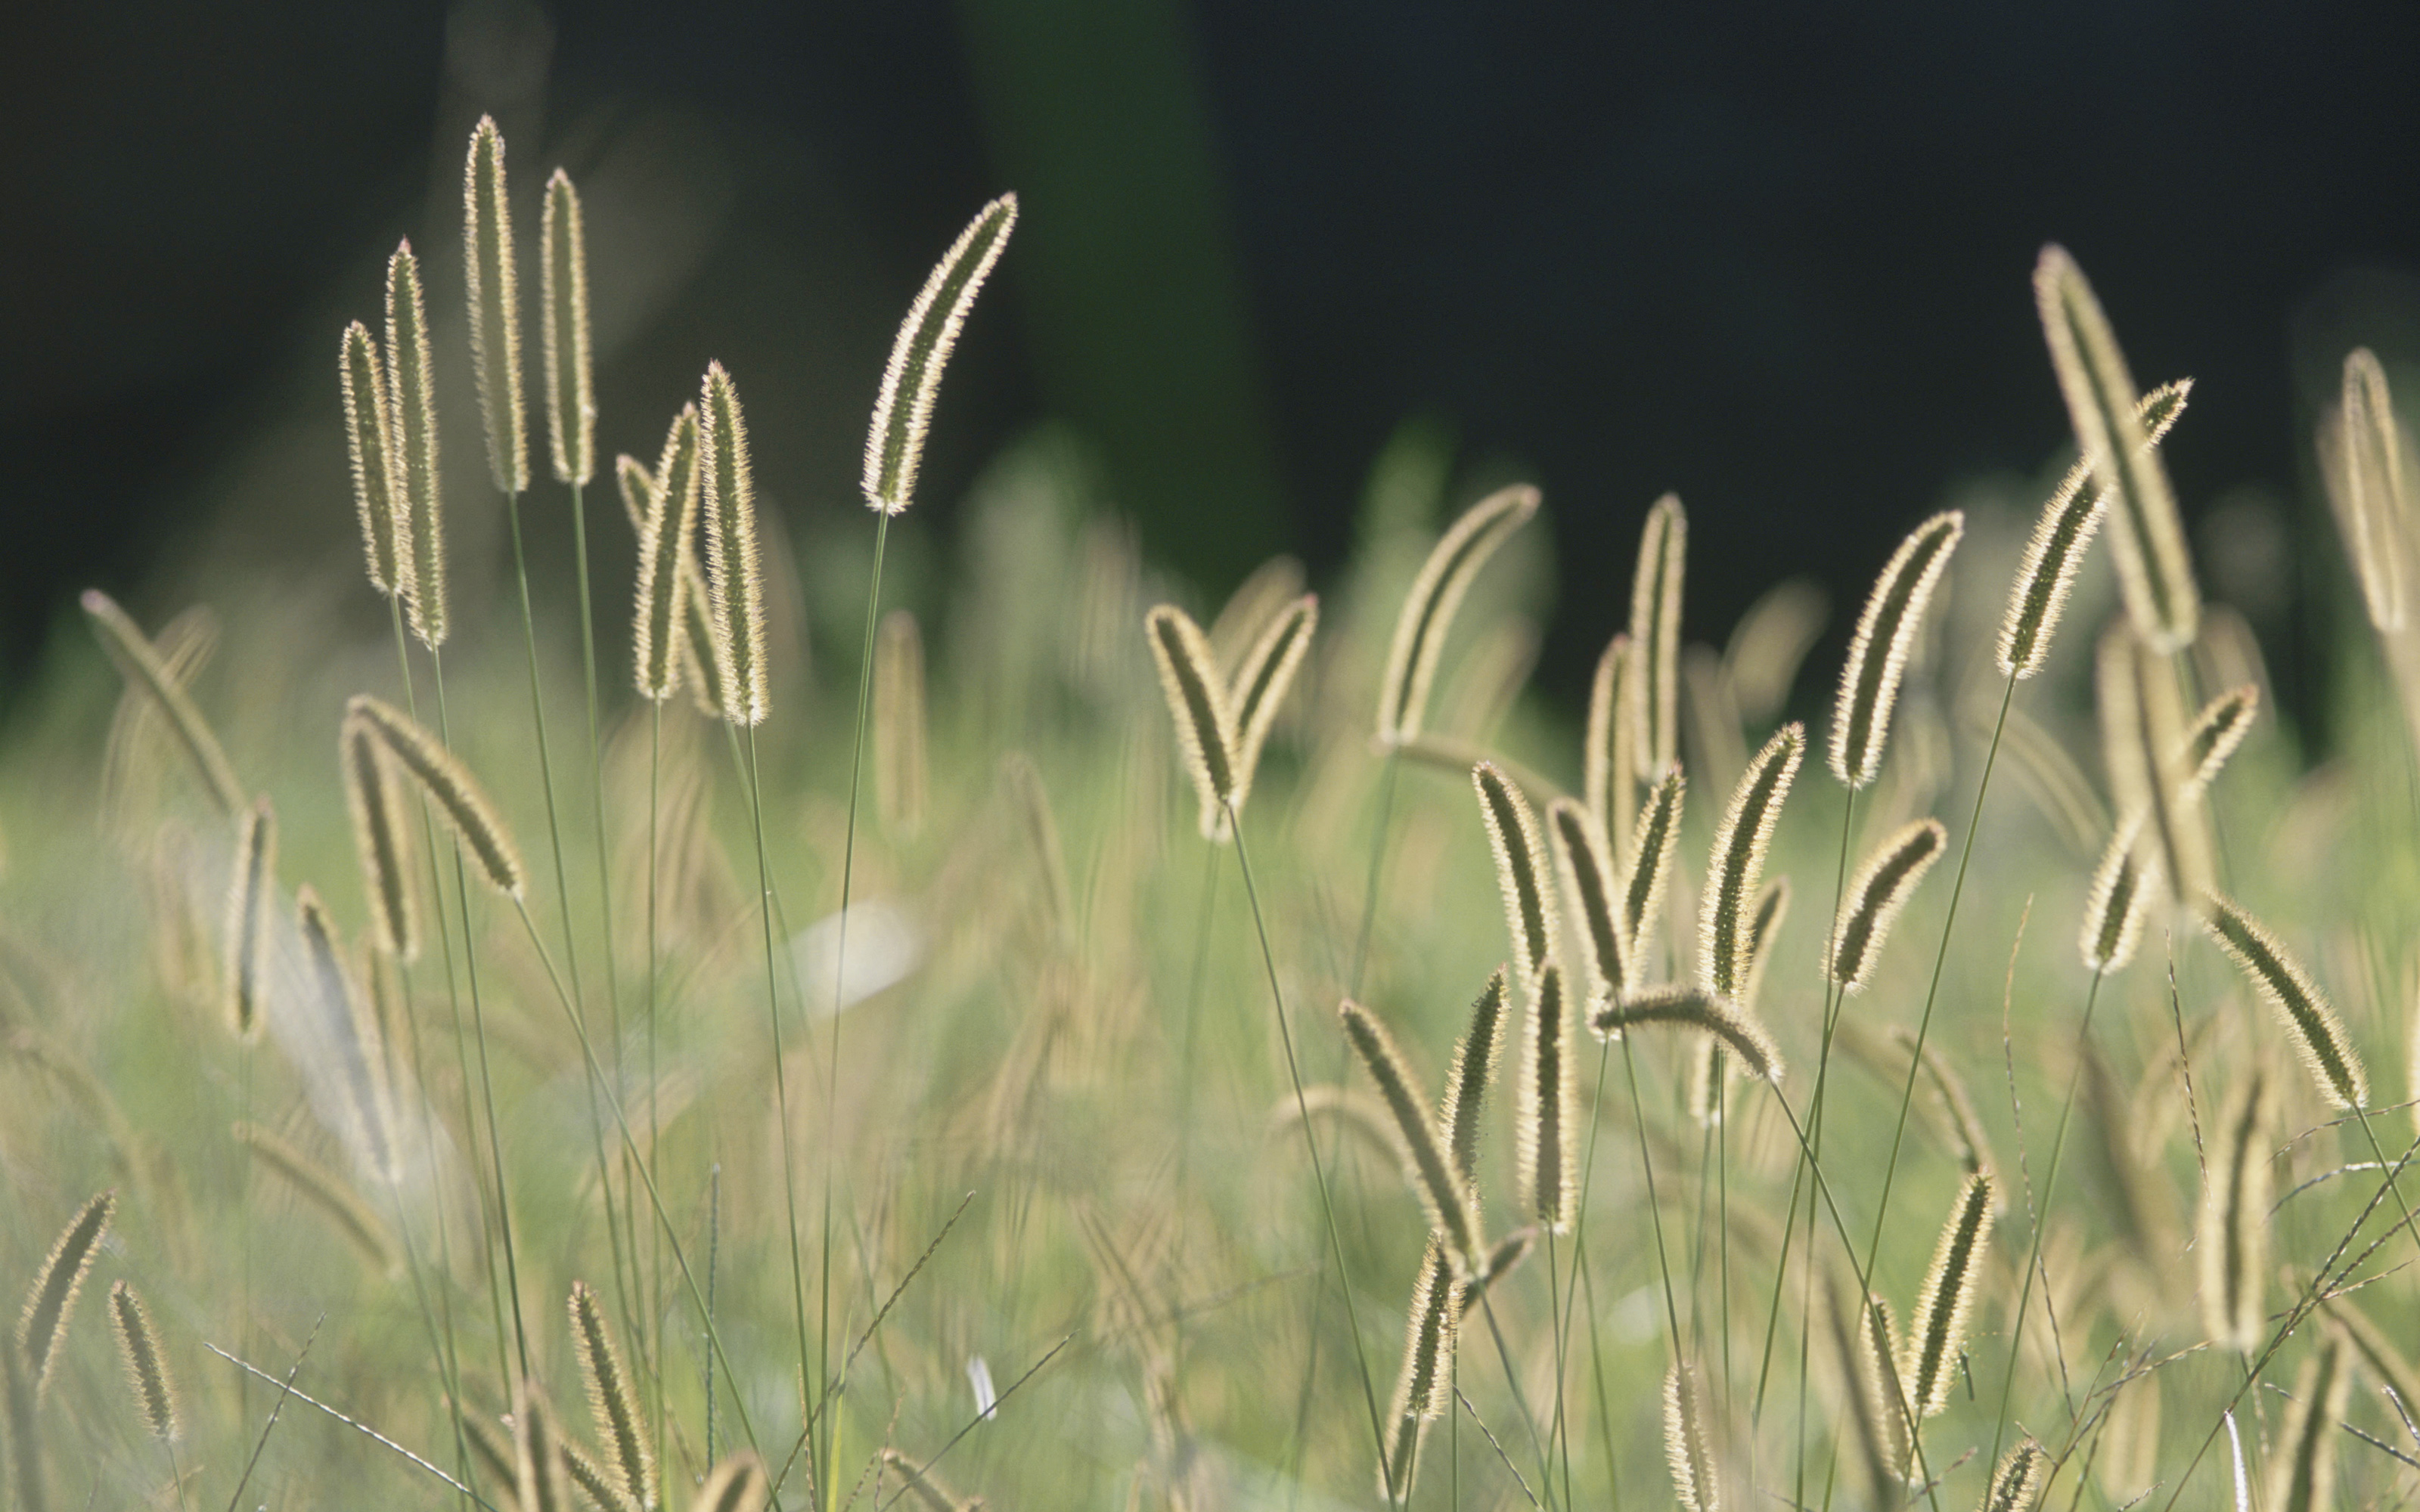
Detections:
1830,510,1962,789
17,1191,113,1393
541,169,594,486
1622,770,1686,970
863,194,1019,515
464,117,527,494
874,610,929,840
1381,1237,1455,1502
108,1281,177,1442
1700,722,1804,1000
224,796,276,1041
700,363,766,724
296,886,396,1184
1144,603,1238,840
1227,593,1317,819
2198,1070,2271,1352
1475,760,1556,987
340,321,407,598
1550,798,1628,1003
1901,1171,1992,1422
348,695,527,899
1829,816,1947,993
635,404,703,702
2037,245,2199,652
81,590,247,817
1591,984,1782,1085
1630,494,1687,780
1999,379,2192,677
343,719,417,962
386,241,446,647
1516,962,1575,1231
2203,893,2367,1109
1438,967,1507,1187
2080,813,2157,973
1376,482,1539,744
570,1279,656,1510
2323,349,2410,633
1339,1000,1481,1274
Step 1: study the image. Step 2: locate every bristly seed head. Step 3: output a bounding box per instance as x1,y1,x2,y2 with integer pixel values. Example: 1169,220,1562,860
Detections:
386,241,446,648
2203,892,2367,1109
343,718,417,962
1663,1359,1720,1512
1983,1439,2049,1512
1381,1237,1457,1503
1630,494,1687,782
569,1280,656,1511
1622,770,1686,974
1438,967,1507,1189
2322,349,2411,634
1829,817,1947,993
464,116,527,495
1900,1171,1992,1423
340,322,407,600
1475,761,1557,988
1550,798,1628,1004
699,363,767,725
2198,1070,2272,1353
348,695,526,899
1585,633,1638,855
541,169,594,487
1700,723,1804,1001
1516,962,1575,1232
1830,511,1962,789
1376,483,1539,744
1144,603,1238,840
109,1281,178,1443
1226,593,1317,823
1339,999,1481,1275
17,1191,114,1395
864,195,1018,515
2264,1331,2351,1512
223,796,276,1042
634,405,703,703
1591,984,1783,1086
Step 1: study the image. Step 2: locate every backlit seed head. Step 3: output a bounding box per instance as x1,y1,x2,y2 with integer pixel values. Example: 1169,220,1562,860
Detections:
464,117,527,495
1376,483,1539,744
540,169,594,486
1831,511,1962,789
1701,723,1804,1000
1630,495,1687,781
864,195,1019,515
700,363,766,725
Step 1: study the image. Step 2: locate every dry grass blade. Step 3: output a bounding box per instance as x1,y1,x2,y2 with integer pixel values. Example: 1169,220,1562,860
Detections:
1630,494,1687,780
1382,1237,1456,1503
1517,962,1575,1232
863,194,1018,515
541,169,594,486
340,321,407,598
1339,1001,1480,1272
2203,894,2366,1109
80,590,246,817
1830,510,1962,789
512,1377,572,1512
386,241,445,647
108,1281,178,1442
690,1454,768,1512
1591,984,1782,1085
2264,1331,2351,1512
233,1123,398,1275
1376,482,1540,744
1227,593,1317,816
2080,813,2158,973
1623,770,1686,970
1999,379,2191,677
700,362,766,725
1829,816,1947,993
224,796,276,1040
1144,603,1237,840
874,609,929,840
635,405,703,703
569,1279,655,1511
17,1191,113,1393
2037,245,2198,652
1901,1170,1992,1422
465,117,526,494
2322,349,2411,633
1585,634,1639,853
1438,967,1507,1188
1550,798,1628,1003
1700,722,1804,1000
1981,1438,2049,1512
2199,1070,2271,1351
1663,1359,1720,1512
349,696,526,898
344,720,417,962
1475,760,1556,987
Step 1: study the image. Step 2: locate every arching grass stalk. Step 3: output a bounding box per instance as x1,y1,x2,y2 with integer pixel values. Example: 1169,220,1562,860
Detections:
1226,799,1396,1501
1984,968,2104,1476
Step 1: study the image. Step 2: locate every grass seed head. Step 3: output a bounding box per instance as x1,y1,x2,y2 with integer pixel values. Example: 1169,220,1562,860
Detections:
864,194,1019,514
1438,967,1507,1189
2179,683,2259,798
1339,999,1480,1275
1663,1359,1720,1512
464,116,527,494
2204,893,2367,1109
1550,798,1628,1004
1630,494,1688,781
2323,349,2412,633
1144,603,1237,839
81,590,247,818
541,169,594,486
385,240,446,646
1902,1171,1992,1422
2036,245,2199,651
700,362,767,725
1475,760,1556,987
635,405,703,702
348,696,526,899
1226,593,1317,819
569,1280,655,1511
1381,1237,1457,1501
1623,770,1686,971
222,796,277,1041
1592,984,1782,1085
1700,722,1804,1000
512,1376,572,1512
296,885,396,1184
690,1454,769,1512
1830,510,1962,789
340,321,407,598
2080,813,2157,974
1829,816,1947,993
2198,1070,2272,1352
1585,633,1639,854
1376,482,1539,744
17,1191,113,1394
1982,1439,2049,1512
343,720,416,962
1516,961,1575,1231
2265,1331,2352,1512
107,1281,177,1443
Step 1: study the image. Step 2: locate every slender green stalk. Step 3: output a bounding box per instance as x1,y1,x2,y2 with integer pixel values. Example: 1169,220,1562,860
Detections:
1227,802,1396,1500
645,700,667,1512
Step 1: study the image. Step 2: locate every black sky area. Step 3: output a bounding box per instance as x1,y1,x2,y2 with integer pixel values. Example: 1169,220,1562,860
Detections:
6,1,2418,730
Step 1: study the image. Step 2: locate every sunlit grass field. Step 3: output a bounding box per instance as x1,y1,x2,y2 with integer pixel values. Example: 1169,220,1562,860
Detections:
5,119,2420,1512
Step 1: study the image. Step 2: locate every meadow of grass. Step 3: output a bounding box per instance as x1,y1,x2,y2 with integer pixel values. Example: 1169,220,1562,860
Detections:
5,118,2420,1512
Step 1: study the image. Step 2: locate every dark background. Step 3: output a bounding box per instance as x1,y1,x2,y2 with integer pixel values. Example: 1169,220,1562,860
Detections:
8,0,2420,727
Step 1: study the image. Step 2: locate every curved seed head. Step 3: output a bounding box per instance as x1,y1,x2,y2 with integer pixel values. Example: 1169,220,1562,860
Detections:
692,1455,769,1512
343,720,417,962
1830,511,1962,789
109,1281,178,1442
1590,984,1782,1086
81,589,247,817
1516,962,1575,1232
2177,683,2259,799
386,241,446,647
635,405,703,702
1475,761,1556,987
340,322,406,598
1901,1171,1992,1421
1630,494,1687,781
1380,1238,1457,1503
2323,349,2411,633
464,118,526,495
1622,770,1686,972
1584,633,1638,854
348,696,526,899
2036,246,2198,651
1663,1360,1720,1512
699,363,766,725
1983,1439,2049,1512
2204,893,2367,1109
2198,1070,2272,1352
541,169,594,486
569,1280,655,1511
1438,968,1507,1190
17,1191,113,1393
1829,817,1947,993
2263,1332,2352,1512
864,195,1018,515
1700,723,1804,1000
1376,483,1539,743
1550,799,1627,1004
1144,604,1237,840
1227,593,1317,819
296,886,396,1185
223,797,277,1042
1999,379,2191,677
1339,999,1480,1275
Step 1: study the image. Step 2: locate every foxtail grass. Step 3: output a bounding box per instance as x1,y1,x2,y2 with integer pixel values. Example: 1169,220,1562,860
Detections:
512,1377,572,1512
1592,984,1782,1085
570,1279,655,1511
1516,961,1575,1232
1227,592,1317,816
2322,349,2409,633
1981,1439,2048,1512
1630,494,1686,780
2198,1070,2271,1352
2099,623,2210,904
1663,1359,1720,1512
2180,683,2259,796
386,241,446,649
2080,816,2157,971
1438,968,1507,1185
1901,1171,1991,1424
222,796,275,1040
1700,723,1804,1000
1624,770,1686,965
541,169,594,489
340,321,407,599
108,1281,177,1443
233,1123,399,1275
862,196,1019,514
1830,510,1962,789
1828,816,1946,993
347,696,525,897
465,117,526,495
2264,1333,2350,1512
17,1191,113,1393
1376,483,1539,744
2202,894,2366,1109
1381,1238,1455,1504
1585,633,1638,853
80,590,245,817
1549,798,1627,1003
343,719,417,961
1146,603,1239,839
1339,1000,1481,1272
1475,759,1556,987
